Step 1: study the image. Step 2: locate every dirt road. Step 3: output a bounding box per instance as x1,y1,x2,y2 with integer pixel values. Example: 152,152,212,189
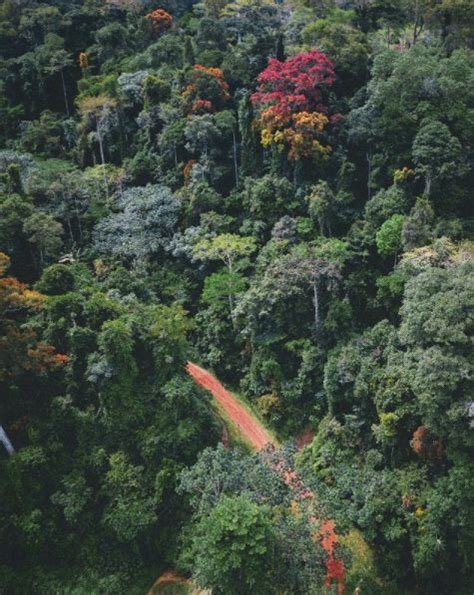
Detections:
186,361,277,451
186,361,345,593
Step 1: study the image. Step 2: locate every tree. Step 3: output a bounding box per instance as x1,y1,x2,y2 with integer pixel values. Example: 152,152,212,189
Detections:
179,445,328,593
77,94,118,195
194,233,256,274
412,118,464,196
23,212,63,268
302,8,369,96
0,252,67,385
252,50,336,116
215,110,239,187
271,216,297,243
186,494,276,594
272,243,345,330
244,240,346,332
306,181,347,237
35,264,75,296
402,197,434,250
93,184,179,260
398,257,473,441
251,50,339,160
102,452,157,541
184,114,221,181
0,193,33,273
350,44,474,188
202,270,247,311
19,111,65,158
145,8,173,35
183,65,230,113
238,93,260,178
376,214,405,262
194,234,256,318
42,34,73,117
241,174,295,230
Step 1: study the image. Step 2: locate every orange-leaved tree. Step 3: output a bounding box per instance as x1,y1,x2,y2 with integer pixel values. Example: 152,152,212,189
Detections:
145,8,173,35
0,252,68,384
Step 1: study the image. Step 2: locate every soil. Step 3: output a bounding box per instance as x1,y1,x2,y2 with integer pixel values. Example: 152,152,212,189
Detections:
186,362,276,451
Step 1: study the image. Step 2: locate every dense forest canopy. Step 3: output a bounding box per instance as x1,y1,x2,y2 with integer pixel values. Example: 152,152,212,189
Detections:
0,0,473,593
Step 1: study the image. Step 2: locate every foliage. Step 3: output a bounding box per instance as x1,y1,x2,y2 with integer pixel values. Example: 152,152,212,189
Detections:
0,252,67,385
185,494,276,594
93,184,180,260
183,65,230,113
145,9,173,35
252,50,339,160
0,0,473,592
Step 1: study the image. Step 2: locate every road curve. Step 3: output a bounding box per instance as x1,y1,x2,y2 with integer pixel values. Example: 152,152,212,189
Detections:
186,361,344,592
186,361,277,451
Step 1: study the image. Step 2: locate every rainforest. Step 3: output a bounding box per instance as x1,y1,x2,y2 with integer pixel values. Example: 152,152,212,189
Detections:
0,0,473,593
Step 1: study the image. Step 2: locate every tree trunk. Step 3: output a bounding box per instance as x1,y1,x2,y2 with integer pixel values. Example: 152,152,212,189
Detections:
66,213,74,245
313,282,320,329
60,68,70,117
227,262,236,327
73,194,83,243
413,2,424,46
366,151,372,200
425,171,432,196
228,293,235,323
232,128,239,188
0,425,14,455
96,118,109,198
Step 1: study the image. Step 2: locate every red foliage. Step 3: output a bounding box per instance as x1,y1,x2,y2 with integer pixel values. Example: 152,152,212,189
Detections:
145,8,173,34
320,520,338,555
319,520,345,593
251,51,340,159
28,343,70,373
251,50,336,118
326,558,345,592
183,65,230,113
191,99,213,114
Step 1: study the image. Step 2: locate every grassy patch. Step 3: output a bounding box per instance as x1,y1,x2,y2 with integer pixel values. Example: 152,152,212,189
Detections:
227,386,281,447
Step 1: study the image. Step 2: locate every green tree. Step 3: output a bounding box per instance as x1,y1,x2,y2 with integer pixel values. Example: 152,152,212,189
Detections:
41,34,73,117
376,214,405,261
412,118,464,196
23,212,63,268
194,233,256,318
186,494,276,594
102,452,157,542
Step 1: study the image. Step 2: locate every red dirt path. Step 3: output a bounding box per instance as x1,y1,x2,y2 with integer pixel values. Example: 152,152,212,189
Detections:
186,361,345,593
186,361,276,451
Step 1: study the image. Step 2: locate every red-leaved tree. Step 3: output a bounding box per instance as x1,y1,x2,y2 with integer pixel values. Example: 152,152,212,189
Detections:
252,51,340,160
183,65,230,113
252,50,336,116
